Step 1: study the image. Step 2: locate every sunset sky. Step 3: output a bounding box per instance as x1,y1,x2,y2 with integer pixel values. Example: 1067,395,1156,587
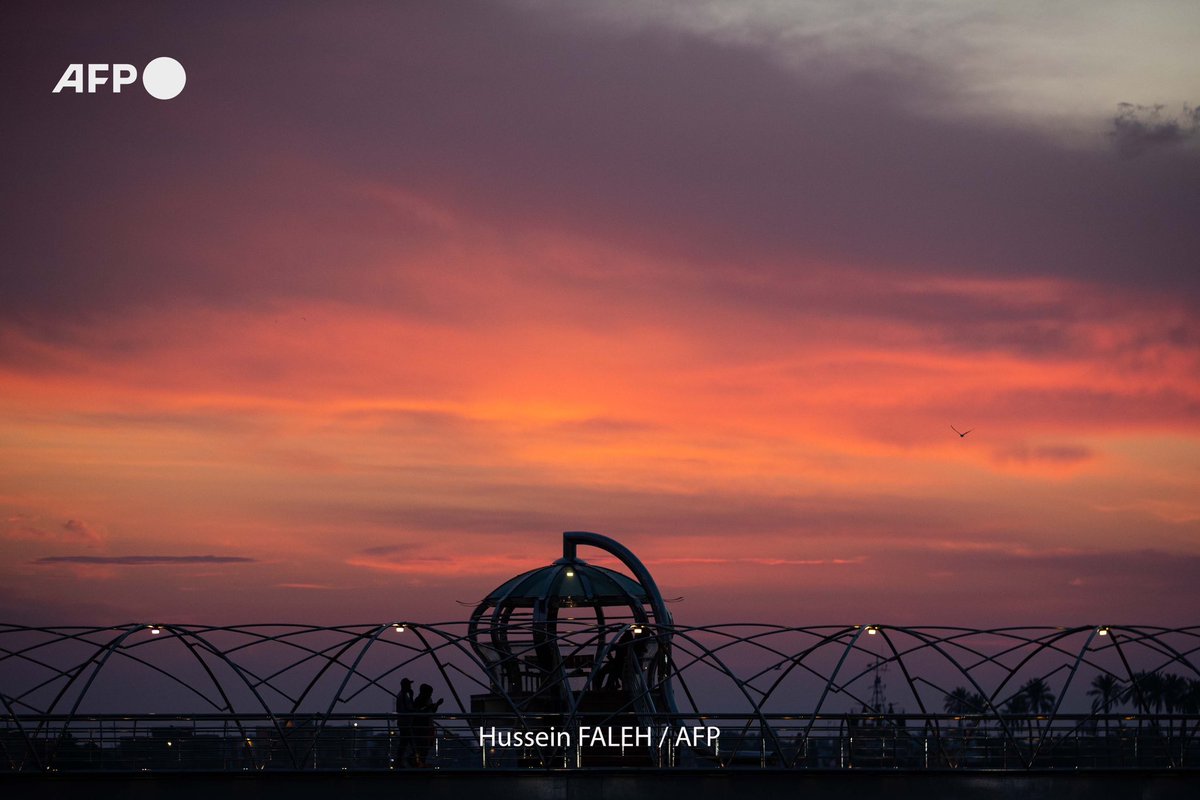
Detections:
2,1,1198,627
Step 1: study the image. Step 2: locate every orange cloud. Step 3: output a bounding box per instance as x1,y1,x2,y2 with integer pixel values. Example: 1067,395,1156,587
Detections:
2,182,1198,626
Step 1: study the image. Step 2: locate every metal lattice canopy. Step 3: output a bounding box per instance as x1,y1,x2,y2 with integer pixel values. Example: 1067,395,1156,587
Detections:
2,533,1198,771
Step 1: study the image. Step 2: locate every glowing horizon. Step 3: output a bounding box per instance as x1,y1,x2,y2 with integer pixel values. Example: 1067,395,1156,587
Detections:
2,1,1198,627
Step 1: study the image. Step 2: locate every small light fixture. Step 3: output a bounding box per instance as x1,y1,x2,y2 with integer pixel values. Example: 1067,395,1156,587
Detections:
148,625,162,635
1098,627,1109,636
632,625,644,635
565,568,575,578
866,626,878,635
393,623,406,633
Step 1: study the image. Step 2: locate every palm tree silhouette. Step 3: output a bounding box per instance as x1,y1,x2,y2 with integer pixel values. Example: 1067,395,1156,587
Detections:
1118,672,1200,745
967,690,991,735
1003,692,1031,749
1182,678,1200,742
943,686,991,763
1019,678,1056,750
1162,673,1190,742
944,687,972,714
1123,670,1165,729
1087,673,1124,736
1023,677,1056,712
943,687,985,731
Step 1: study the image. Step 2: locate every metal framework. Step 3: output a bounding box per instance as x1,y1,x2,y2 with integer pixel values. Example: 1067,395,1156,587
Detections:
3,622,1198,771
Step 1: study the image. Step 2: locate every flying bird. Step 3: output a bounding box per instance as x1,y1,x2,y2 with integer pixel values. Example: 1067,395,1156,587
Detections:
951,425,973,438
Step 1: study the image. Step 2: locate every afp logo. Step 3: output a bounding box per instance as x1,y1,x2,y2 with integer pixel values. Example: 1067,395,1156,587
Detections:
53,57,186,100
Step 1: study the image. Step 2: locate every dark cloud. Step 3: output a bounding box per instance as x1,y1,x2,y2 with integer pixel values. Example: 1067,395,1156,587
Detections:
1111,103,1200,158
34,555,256,565
2,0,1199,330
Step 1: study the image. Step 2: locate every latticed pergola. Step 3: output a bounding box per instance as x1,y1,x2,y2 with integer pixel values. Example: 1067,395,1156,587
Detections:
2,534,1198,771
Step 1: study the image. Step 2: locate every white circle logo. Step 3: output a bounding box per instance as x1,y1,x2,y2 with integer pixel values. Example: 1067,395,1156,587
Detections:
142,57,186,100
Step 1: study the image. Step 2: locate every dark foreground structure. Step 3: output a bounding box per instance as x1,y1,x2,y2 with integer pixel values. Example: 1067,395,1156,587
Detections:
4,769,1198,800
4,533,1198,797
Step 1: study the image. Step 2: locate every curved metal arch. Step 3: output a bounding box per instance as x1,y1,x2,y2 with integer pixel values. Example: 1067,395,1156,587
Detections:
241,618,415,705
881,625,1028,767
0,687,38,770
1112,625,1200,680
0,625,117,714
404,621,563,766
157,624,309,769
192,622,492,767
65,625,237,713
408,621,538,734
290,626,383,714
915,627,1086,757
562,532,672,629
36,624,143,759
276,624,389,767
278,622,479,768
735,627,861,711
228,625,357,707
799,625,866,739
214,623,438,714
4,621,1200,772
1026,627,1101,763
229,624,400,710
943,626,1075,715
14,623,243,767
651,624,791,763
334,629,457,707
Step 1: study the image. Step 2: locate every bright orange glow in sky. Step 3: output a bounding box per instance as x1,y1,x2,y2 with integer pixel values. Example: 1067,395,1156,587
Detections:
2,2,1198,626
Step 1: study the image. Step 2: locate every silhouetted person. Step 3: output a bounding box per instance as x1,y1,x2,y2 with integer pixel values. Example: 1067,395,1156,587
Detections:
394,678,415,767
412,683,443,767
598,628,637,691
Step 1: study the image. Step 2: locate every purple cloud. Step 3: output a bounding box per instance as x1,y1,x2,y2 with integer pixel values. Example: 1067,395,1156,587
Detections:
1111,103,1200,158
2,0,1198,330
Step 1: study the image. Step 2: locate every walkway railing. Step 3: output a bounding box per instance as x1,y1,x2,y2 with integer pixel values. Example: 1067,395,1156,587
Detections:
4,712,1198,771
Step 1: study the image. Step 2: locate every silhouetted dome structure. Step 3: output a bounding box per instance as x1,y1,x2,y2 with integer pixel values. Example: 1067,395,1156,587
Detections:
481,560,648,609
467,531,675,716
